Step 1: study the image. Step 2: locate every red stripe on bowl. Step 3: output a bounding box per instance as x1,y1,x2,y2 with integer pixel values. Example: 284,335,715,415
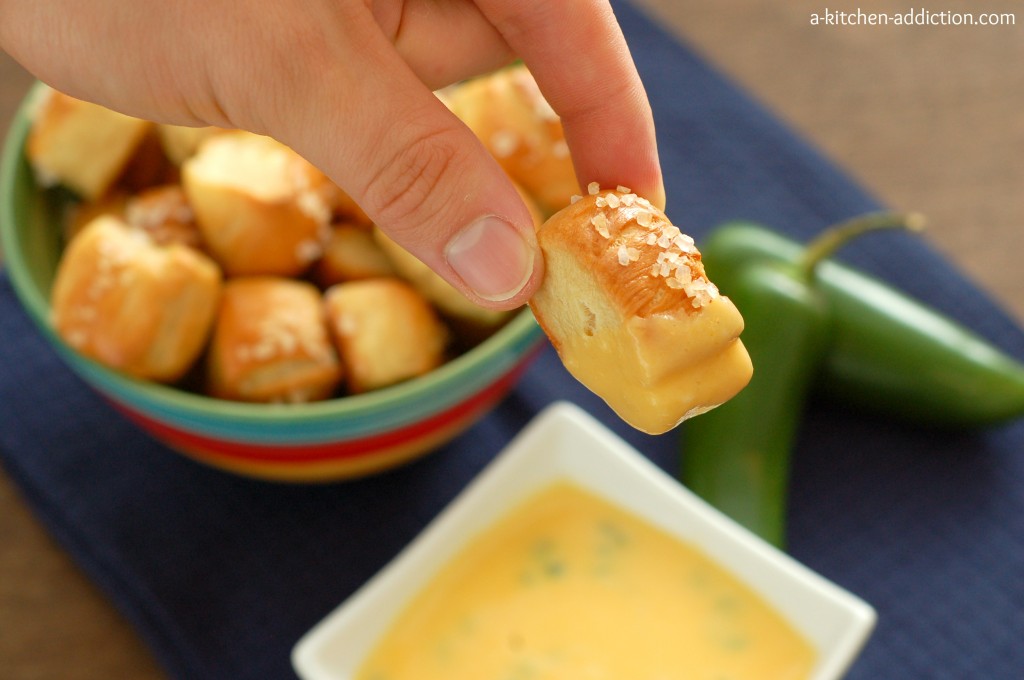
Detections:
109,347,541,464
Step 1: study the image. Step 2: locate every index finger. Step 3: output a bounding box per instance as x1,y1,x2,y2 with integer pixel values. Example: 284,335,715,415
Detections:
478,0,665,209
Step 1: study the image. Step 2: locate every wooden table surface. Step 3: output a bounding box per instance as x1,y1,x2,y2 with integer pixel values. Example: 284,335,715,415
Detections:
1,1,1021,677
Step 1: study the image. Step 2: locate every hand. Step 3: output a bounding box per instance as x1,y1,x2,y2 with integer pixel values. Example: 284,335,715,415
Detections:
0,0,663,309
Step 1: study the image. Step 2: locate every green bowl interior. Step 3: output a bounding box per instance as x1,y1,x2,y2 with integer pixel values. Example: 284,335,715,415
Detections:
0,85,542,425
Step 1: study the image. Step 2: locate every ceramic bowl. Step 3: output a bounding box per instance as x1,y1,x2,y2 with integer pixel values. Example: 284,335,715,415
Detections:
293,402,877,679
0,84,546,482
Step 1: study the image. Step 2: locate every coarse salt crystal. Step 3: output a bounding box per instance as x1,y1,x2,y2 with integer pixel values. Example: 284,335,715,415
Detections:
588,182,601,195
616,185,631,193
295,239,323,264
637,211,653,227
621,194,636,206
251,343,276,361
617,245,631,266
674,234,696,252
570,195,582,204
490,130,519,158
605,193,620,209
278,332,298,355
339,316,358,336
296,191,330,225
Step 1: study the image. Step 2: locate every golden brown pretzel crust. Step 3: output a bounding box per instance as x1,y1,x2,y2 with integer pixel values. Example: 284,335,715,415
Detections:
50,215,222,383
448,65,577,216
529,187,752,434
206,277,343,403
181,131,335,277
324,279,449,394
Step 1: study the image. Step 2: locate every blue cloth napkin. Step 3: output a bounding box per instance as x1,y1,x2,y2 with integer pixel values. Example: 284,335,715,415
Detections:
3,2,1024,678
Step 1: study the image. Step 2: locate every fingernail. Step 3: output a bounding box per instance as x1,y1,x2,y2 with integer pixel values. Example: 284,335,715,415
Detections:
445,215,535,302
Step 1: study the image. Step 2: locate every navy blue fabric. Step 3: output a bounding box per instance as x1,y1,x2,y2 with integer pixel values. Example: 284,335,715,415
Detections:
2,2,1023,678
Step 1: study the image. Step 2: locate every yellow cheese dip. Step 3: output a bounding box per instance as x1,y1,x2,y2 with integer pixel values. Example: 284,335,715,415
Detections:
355,482,816,680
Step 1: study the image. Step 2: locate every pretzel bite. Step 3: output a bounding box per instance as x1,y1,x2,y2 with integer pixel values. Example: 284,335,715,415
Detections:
373,228,512,333
448,64,577,215
206,278,343,403
156,124,227,166
324,279,448,394
50,215,222,382
124,184,204,250
529,185,753,434
26,87,152,200
181,131,334,276
313,223,397,288
369,181,543,337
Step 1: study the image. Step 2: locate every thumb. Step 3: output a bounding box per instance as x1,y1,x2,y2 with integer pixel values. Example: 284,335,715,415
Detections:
250,14,540,310
354,96,542,310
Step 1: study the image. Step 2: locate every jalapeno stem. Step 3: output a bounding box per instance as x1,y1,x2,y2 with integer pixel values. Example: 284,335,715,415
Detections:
800,212,926,281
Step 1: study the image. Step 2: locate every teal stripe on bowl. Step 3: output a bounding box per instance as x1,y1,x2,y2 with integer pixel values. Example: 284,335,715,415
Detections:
52,306,542,444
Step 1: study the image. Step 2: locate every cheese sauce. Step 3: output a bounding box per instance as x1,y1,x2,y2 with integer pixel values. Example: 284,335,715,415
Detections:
355,482,816,680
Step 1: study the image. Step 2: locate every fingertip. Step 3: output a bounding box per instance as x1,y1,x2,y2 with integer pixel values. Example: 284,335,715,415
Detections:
648,177,667,212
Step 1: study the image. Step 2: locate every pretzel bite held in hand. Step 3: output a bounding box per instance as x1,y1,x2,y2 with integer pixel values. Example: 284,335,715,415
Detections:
207,278,343,403
529,186,753,434
324,279,448,394
182,131,334,276
50,215,222,382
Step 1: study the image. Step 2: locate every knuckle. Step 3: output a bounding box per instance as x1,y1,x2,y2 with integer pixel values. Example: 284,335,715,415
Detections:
361,126,460,231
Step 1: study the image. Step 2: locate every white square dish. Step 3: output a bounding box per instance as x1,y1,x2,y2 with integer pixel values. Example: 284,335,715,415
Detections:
292,401,876,680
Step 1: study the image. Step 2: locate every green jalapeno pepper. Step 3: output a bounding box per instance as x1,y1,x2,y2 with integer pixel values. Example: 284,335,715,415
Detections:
699,218,1024,428
682,215,912,547
682,261,829,547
